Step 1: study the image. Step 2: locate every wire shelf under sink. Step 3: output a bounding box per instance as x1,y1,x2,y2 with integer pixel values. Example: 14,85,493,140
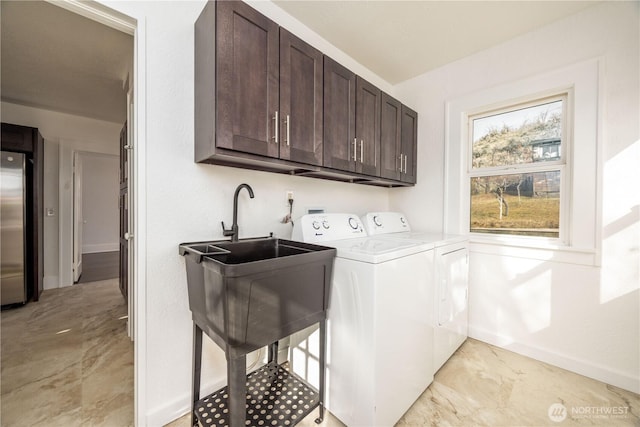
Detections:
194,362,319,427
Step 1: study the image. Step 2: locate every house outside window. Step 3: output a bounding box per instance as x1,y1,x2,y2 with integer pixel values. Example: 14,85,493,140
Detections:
468,95,569,241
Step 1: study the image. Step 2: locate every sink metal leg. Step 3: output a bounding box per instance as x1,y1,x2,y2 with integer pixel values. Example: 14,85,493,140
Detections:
191,323,203,427
315,319,326,424
268,341,279,364
228,354,247,427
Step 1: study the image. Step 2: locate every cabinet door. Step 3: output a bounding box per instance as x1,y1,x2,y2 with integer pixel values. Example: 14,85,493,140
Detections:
323,56,356,171
401,105,418,184
216,0,279,158
380,93,402,180
355,77,381,176
280,29,323,166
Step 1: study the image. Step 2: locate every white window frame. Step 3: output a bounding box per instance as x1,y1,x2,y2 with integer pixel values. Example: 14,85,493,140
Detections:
466,93,572,245
444,59,601,266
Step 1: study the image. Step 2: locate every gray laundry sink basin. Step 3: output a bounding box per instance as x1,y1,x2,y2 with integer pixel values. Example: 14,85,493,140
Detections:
181,237,317,269
179,237,336,357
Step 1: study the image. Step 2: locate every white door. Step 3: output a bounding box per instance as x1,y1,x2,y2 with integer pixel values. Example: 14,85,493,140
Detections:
73,152,83,282
126,87,135,339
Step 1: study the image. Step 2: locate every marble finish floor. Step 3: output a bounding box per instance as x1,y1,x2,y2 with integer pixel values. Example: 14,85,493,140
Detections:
167,338,639,427
3,280,638,427
396,339,639,426
1,278,133,426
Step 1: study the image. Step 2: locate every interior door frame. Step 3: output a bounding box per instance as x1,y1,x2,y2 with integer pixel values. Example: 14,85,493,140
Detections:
48,1,147,425
72,151,83,282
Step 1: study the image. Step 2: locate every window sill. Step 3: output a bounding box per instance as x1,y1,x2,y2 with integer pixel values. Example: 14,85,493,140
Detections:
469,236,599,266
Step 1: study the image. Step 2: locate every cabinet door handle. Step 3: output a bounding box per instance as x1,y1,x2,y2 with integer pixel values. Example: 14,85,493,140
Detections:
272,111,279,143
404,154,408,173
360,140,364,163
398,154,403,172
285,115,290,146
352,138,357,161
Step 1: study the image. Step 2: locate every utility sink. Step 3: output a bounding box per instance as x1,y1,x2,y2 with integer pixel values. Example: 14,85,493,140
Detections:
181,237,316,266
179,237,336,357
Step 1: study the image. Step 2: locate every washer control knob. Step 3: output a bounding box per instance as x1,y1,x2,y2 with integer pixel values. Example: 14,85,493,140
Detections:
373,215,382,227
312,221,320,230
400,216,406,224
348,217,359,230
322,220,330,229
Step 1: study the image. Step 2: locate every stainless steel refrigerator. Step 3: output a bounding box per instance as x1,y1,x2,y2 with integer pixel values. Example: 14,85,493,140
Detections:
1,151,27,305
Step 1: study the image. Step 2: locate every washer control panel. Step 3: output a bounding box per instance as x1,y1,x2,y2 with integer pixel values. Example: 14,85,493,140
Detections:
292,213,366,243
361,212,411,235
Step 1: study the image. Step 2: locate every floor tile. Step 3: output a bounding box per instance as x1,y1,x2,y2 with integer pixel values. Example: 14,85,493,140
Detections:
3,280,638,427
1,279,131,427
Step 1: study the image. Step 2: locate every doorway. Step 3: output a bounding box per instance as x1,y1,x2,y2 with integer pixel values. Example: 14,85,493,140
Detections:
0,0,139,423
72,151,121,285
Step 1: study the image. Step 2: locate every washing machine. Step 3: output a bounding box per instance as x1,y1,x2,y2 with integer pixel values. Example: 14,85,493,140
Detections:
361,212,469,372
291,213,434,427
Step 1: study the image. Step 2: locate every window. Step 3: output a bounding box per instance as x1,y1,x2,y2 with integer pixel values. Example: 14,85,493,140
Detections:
468,95,568,240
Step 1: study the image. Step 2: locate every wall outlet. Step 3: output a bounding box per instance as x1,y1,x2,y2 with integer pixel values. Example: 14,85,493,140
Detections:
286,190,294,203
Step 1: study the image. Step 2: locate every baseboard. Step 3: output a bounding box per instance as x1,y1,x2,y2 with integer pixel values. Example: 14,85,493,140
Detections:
146,377,225,426
43,275,59,290
469,325,640,394
82,243,118,254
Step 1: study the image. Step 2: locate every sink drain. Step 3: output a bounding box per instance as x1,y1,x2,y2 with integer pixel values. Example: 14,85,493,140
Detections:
194,363,320,426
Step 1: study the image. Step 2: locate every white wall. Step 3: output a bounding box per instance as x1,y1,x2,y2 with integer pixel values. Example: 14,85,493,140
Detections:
42,140,59,289
1,102,122,288
81,153,119,253
98,1,391,424
393,1,639,394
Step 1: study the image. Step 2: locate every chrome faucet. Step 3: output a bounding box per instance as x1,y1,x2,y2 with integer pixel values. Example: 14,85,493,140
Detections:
221,183,255,242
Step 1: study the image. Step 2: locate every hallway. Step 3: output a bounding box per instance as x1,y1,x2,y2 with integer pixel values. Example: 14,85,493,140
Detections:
78,251,119,284
0,279,132,426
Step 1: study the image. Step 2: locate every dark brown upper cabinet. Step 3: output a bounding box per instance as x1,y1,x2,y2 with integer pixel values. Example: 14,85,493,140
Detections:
323,56,356,172
380,94,417,183
196,0,279,160
195,0,417,187
380,93,402,181
323,57,381,177
400,105,418,184
279,28,323,166
355,77,381,176
196,1,323,167
216,0,279,157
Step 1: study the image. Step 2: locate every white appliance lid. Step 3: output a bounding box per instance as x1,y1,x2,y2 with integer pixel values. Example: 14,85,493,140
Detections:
327,236,434,263
401,231,468,247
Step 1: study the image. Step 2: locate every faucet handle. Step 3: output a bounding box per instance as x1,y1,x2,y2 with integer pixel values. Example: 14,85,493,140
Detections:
221,221,234,237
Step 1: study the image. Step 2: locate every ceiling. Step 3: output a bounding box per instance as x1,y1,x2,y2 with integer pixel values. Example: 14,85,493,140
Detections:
1,1,133,124
1,1,599,124
274,0,601,84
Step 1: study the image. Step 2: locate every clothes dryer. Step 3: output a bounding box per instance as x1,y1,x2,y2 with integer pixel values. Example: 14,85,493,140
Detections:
361,212,469,371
